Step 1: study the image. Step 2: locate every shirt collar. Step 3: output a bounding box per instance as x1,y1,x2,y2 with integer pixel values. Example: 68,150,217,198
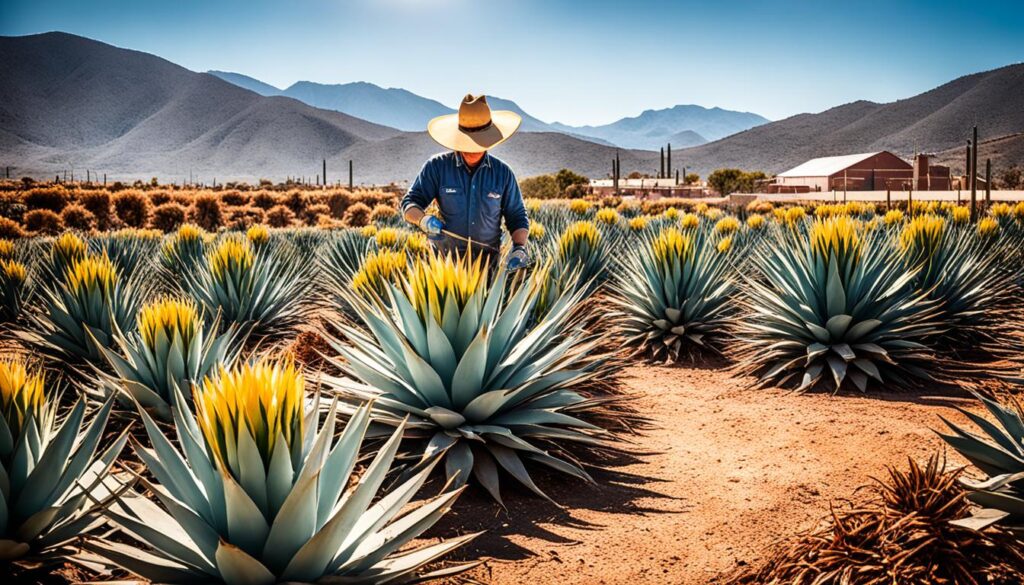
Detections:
453,151,491,169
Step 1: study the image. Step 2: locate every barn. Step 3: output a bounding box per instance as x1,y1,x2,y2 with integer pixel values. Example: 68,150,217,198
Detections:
773,151,913,193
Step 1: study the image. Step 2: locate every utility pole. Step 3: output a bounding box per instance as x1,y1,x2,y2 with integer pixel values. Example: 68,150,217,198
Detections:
985,158,991,211
667,143,672,180
348,160,354,190
323,159,327,187
970,126,978,222
659,147,665,179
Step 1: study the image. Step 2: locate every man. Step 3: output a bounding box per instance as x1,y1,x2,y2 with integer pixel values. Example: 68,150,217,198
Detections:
402,94,530,271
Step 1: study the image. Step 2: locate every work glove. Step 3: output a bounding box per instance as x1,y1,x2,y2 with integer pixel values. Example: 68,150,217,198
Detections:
506,244,529,272
418,214,443,236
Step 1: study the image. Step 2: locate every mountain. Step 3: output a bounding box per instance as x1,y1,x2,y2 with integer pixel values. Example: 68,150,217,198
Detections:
551,105,769,149
275,80,452,132
0,32,658,183
207,70,282,96
210,72,617,145
667,130,707,148
673,64,1024,176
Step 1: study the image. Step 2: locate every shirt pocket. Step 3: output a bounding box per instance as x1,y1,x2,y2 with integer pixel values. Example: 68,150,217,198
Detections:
437,185,464,222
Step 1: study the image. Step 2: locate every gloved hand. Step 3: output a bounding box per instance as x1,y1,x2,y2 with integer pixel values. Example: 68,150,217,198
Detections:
506,244,529,272
418,214,443,236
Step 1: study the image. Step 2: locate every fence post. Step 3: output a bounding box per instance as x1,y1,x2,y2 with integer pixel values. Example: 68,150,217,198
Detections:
886,188,891,209
985,158,991,211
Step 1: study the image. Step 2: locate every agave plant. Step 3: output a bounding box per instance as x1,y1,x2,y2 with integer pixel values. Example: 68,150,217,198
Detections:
18,253,151,366
350,249,408,300
610,227,735,361
161,224,209,277
735,216,945,392
899,215,1021,352
85,358,477,583
95,228,162,278
181,236,314,341
534,220,613,320
46,232,88,280
0,258,28,325
938,393,1024,534
0,359,125,563
93,296,241,420
323,252,611,504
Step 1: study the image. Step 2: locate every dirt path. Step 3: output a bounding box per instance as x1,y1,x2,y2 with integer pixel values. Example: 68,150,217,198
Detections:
432,364,980,584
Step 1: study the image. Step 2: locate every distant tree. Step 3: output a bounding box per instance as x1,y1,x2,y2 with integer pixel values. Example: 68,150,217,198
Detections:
564,183,589,199
707,169,767,195
519,174,560,199
999,165,1023,189
627,171,654,179
684,173,700,185
150,177,159,187
554,168,589,194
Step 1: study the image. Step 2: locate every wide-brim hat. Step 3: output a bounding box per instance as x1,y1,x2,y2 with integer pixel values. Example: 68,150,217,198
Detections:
427,94,522,153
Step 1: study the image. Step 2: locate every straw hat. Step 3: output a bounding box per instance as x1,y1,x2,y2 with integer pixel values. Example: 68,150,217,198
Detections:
427,94,522,153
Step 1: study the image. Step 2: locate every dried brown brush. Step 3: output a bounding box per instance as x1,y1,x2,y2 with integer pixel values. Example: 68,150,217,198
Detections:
731,454,1024,585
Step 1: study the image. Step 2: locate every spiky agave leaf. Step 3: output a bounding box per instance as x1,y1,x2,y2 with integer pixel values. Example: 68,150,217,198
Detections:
0,258,28,325
735,216,946,392
899,215,1022,354
181,236,315,341
92,296,241,420
161,224,209,278
610,226,735,361
17,253,152,367
534,220,613,320
94,228,163,278
938,393,1024,535
323,252,613,504
0,359,125,563
85,358,477,584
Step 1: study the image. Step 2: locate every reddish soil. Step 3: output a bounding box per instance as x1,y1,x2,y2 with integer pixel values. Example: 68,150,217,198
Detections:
430,363,981,585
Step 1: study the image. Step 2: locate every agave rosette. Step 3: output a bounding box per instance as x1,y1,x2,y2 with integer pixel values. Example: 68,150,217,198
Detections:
181,236,314,340
534,220,613,320
0,258,29,325
162,224,209,276
323,252,611,503
899,215,1022,353
86,359,476,583
18,253,151,365
610,226,735,360
0,359,125,562
93,296,241,420
938,393,1024,534
735,216,946,391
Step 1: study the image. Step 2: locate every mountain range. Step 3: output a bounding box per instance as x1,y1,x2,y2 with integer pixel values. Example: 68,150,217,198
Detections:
1,32,1022,184
207,71,766,149
672,63,1024,175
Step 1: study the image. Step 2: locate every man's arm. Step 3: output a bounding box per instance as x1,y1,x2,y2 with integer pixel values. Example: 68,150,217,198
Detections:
503,172,530,243
402,159,442,233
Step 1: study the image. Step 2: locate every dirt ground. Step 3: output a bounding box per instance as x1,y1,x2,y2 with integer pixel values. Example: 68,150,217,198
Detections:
430,362,982,585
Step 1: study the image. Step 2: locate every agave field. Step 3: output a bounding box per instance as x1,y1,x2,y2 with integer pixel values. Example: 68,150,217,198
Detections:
4,185,1024,583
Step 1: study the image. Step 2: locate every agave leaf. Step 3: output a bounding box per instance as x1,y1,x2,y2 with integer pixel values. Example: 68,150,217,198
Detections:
215,540,276,585
489,444,553,503
450,325,490,410
444,441,473,488
14,399,85,513
81,538,203,583
470,446,503,506
221,469,270,558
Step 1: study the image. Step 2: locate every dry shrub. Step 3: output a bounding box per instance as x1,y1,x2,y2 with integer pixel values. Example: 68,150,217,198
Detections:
149,190,172,206
731,455,1024,585
282,190,307,215
564,183,588,199
171,192,193,206
190,193,223,231
23,209,63,235
600,195,622,208
640,197,695,215
251,190,277,210
225,205,266,230
266,204,296,228
79,191,113,230
151,202,189,232
23,186,69,212
0,192,27,222
220,190,249,207
342,202,372,227
60,204,96,231
113,190,152,228
370,203,398,223
302,203,330,226
0,217,26,239
323,190,353,218
287,329,332,370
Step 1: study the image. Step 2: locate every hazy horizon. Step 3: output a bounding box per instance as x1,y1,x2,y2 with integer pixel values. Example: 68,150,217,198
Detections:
2,0,1022,126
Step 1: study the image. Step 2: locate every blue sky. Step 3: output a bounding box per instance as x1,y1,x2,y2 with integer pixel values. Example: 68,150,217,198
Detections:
3,0,1022,125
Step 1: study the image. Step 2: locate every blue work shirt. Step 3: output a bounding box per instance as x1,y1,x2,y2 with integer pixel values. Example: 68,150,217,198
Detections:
401,151,529,255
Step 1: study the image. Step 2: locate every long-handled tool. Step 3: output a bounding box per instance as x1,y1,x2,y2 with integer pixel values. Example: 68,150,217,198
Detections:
438,229,535,272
